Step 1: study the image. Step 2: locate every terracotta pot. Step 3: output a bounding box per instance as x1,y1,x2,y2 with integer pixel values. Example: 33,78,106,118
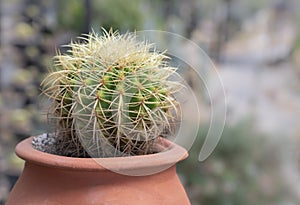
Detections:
6,137,190,205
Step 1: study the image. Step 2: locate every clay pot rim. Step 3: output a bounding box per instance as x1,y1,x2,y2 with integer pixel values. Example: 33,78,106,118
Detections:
16,136,188,172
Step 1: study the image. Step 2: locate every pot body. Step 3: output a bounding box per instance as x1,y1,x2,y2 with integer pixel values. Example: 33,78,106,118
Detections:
6,137,190,205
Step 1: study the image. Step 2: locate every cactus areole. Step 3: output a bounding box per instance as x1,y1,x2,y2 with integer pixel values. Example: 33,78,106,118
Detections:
41,29,182,158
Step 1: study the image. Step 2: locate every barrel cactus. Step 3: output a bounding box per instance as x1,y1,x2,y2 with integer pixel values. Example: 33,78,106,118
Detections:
41,29,181,157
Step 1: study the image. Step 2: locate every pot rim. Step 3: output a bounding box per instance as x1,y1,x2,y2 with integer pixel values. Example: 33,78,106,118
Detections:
16,136,188,173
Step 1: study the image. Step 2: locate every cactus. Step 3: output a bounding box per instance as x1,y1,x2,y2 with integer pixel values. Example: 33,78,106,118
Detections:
41,29,181,157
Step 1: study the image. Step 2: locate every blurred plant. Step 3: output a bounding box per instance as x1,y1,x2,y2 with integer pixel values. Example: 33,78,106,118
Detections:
178,120,292,205
41,29,181,157
92,0,143,31
57,0,143,33
56,0,85,32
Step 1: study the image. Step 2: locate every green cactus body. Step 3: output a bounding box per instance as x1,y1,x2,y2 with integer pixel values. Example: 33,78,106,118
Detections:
42,29,181,157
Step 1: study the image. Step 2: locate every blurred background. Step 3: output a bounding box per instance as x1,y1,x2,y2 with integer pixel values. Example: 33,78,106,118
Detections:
1,0,300,204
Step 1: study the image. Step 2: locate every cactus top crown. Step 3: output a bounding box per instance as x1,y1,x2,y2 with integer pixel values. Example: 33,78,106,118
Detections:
41,29,181,157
